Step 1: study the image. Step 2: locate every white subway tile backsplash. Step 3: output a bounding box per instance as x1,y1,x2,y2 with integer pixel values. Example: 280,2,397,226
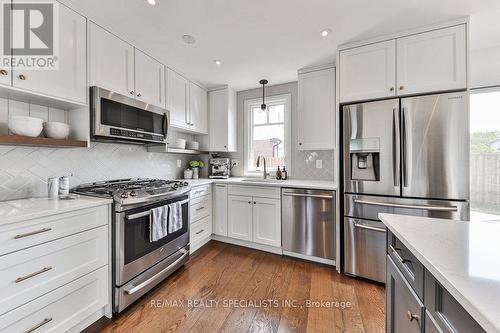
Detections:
29,104,49,121
48,107,66,122
8,100,29,117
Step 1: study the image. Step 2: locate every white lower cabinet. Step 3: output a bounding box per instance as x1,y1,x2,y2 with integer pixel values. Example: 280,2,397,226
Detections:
213,184,228,236
252,197,281,247
226,185,281,249
189,185,212,253
228,195,254,242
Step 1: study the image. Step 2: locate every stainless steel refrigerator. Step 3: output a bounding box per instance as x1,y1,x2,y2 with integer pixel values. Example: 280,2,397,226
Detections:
342,92,469,283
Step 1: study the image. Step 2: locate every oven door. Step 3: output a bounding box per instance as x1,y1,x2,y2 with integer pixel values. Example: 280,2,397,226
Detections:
91,86,169,144
115,195,189,286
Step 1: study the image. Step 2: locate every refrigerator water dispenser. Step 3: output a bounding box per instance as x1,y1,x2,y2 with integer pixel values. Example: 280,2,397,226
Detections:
350,138,380,181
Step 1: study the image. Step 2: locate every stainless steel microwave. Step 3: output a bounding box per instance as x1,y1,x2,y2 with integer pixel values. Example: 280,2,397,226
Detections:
90,86,169,144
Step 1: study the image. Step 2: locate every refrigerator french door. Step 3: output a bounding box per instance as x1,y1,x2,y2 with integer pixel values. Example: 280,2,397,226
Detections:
342,92,470,283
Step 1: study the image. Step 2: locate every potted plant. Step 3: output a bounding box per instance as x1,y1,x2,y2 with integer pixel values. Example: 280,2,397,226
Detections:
188,160,205,179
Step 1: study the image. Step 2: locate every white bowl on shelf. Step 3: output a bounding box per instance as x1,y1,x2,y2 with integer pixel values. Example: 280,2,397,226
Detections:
43,121,70,139
186,141,199,150
8,116,43,137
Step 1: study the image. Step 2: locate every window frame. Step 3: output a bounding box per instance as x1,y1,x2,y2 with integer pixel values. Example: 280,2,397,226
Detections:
243,93,292,176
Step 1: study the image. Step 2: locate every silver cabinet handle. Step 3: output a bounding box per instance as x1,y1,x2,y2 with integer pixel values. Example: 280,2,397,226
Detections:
15,266,53,283
354,223,385,233
195,206,205,211
124,249,189,295
195,229,205,235
283,193,333,199
24,318,53,333
215,184,226,187
14,228,52,239
353,199,458,211
389,245,406,264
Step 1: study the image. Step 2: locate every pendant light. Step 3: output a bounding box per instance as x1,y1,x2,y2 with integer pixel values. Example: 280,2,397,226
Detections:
259,79,268,110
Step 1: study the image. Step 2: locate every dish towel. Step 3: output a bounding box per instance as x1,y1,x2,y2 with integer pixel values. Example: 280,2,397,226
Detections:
150,205,169,242
168,201,183,233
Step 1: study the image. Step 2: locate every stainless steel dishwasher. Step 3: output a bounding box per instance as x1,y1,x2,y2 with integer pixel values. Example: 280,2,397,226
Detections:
282,188,336,263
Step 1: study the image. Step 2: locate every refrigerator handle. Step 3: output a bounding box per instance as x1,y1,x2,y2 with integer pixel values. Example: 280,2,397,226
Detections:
401,107,408,187
392,108,400,187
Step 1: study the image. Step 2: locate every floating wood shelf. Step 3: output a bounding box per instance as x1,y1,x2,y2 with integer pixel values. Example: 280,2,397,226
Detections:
0,135,88,148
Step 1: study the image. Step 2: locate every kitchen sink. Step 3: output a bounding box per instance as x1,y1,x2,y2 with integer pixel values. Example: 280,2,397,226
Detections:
241,178,285,184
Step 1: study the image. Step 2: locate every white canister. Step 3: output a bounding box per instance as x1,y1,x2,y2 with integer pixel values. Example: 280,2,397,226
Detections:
48,177,59,198
59,176,70,195
184,169,193,179
192,168,199,179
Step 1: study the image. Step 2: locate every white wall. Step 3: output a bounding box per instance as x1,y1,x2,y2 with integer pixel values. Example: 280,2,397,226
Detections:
228,81,335,180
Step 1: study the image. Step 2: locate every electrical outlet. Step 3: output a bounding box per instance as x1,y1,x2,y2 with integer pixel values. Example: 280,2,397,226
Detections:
176,160,182,168
232,159,239,167
316,160,323,169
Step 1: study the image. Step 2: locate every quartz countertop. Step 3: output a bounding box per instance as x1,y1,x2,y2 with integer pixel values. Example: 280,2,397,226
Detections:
379,213,500,333
183,177,337,191
0,196,113,225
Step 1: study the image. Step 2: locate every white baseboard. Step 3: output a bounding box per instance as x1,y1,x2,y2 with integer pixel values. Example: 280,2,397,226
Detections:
282,250,336,266
211,235,283,255
67,308,107,333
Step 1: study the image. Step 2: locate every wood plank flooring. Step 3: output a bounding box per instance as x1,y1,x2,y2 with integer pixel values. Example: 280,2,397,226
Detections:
86,241,385,333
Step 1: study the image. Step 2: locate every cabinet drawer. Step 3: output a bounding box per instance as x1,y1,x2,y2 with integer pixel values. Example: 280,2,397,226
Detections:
190,216,211,244
0,226,108,315
424,270,485,333
387,230,424,300
190,185,211,200
0,266,108,333
0,205,109,256
190,196,212,223
228,185,280,199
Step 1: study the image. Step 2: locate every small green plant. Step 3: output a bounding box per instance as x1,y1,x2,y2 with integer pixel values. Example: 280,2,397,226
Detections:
189,160,205,168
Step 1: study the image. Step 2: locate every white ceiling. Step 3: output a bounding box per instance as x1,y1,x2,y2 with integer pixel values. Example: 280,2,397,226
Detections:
65,0,500,91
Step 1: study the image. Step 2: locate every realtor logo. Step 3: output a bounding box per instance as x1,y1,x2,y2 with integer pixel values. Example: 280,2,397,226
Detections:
1,1,59,70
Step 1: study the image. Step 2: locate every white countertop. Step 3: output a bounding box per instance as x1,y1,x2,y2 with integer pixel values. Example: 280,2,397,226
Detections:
184,177,337,191
379,213,500,333
0,196,113,226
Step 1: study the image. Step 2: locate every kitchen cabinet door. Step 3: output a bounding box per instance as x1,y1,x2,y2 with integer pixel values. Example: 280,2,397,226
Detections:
189,82,208,134
252,198,281,247
213,184,228,236
167,68,189,129
206,87,237,152
339,40,396,103
228,195,253,241
297,67,336,150
386,256,424,333
12,1,87,104
396,24,467,96
89,22,134,98
134,49,165,108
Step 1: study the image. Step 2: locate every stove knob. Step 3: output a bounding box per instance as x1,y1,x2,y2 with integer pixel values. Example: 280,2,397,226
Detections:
183,182,189,186
178,182,184,187
121,192,129,198
173,184,179,189
130,190,137,197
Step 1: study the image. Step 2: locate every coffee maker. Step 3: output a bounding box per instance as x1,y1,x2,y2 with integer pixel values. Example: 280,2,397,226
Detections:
209,158,231,179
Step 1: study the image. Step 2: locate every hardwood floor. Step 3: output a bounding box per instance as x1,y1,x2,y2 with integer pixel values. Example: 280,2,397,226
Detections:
87,241,385,333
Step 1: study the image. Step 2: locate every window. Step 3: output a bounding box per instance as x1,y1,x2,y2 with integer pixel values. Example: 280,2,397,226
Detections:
470,88,500,220
244,94,291,175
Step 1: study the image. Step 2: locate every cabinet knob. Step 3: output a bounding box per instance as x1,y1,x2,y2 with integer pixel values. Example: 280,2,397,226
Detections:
253,201,256,204
129,91,134,95
224,145,227,148
248,201,251,204
389,87,394,92
399,86,404,90
18,74,26,80
137,93,142,97
298,142,302,146
0,69,7,75
406,311,419,322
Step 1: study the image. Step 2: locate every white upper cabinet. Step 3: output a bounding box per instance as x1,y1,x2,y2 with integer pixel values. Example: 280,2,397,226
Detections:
297,67,336,150
204,87,237,152
189,82,208,134
396,24,467,95
167,68,189,129
339,40,396,103
12,1,87,104
252,198,281,247
89,23,134,97
134,49,165,108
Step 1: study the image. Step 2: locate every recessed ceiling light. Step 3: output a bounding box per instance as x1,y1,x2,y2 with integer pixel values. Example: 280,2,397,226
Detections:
182,34,196,44
146,0,156,5
214,60,222,66
321,28,332,37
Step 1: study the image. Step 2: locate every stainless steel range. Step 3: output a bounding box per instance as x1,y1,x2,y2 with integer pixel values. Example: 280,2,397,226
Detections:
73,178,191,313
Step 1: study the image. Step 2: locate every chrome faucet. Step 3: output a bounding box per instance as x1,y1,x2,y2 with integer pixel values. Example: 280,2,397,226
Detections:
256,155,269,179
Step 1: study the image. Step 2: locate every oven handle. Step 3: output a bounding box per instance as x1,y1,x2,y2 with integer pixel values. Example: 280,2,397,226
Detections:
124,248,189,295
126,199,189,220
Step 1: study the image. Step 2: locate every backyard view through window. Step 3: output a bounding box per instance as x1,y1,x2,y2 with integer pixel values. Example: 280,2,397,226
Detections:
470,89,500,220
246,95,290,173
